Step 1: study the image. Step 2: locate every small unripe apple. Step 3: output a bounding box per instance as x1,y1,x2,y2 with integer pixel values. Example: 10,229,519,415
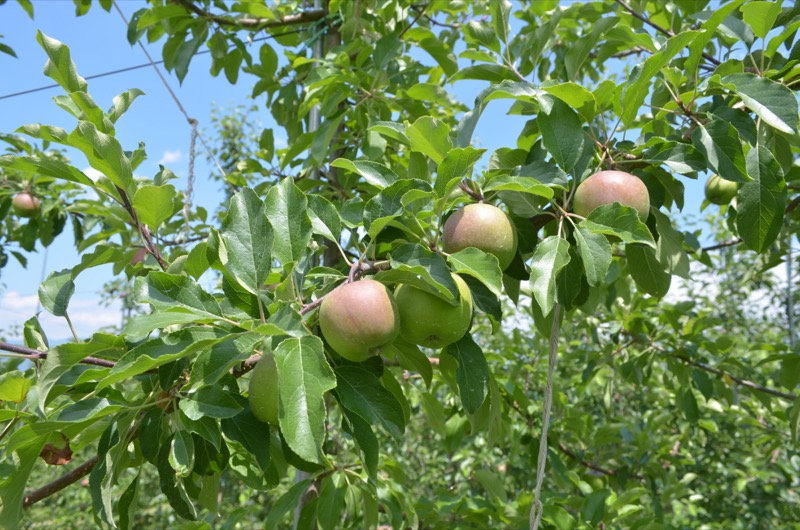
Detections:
394,273,473,349
12,193,40,218
130,248,148,266
573,170,650,220
249,353,279,425
319,279,400,362
704,174,738,205
442,203,518,270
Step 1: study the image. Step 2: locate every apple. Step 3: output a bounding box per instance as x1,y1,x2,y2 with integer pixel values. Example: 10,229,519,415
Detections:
394,273,473,349
442,203,518,270
704,174,738,205
131,247,148,266
12,192,40,218
249,353,279,425
319,279,400,362
573,170,650,220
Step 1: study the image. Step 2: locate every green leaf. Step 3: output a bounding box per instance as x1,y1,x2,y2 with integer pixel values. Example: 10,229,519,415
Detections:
483,175,555,198
180,385,244,420
450,64,520,82
388,337,433,388
403,27,458,77
221,408,271,471
265,178,312,266
157,437,198,520
536,94,586,172
542,82,597,122
435,147,486,196
621,31,700,126
0,441,47,529
492,0,511,45
740,1,782,40
447,248,503,298
335,365,405,440
474,469,508,503
529,236,571,317
72,121,134,192
219,188,273,294
0,155,94,187
186,333,263,390
341,408,380,481
652,209,690,279
36,31,87,93
307,194,342,244
581,204,656,248
445,335,489,414
374,243,458,303
0,371,32,402
723,73,798,134
362,179,431,238
685,0,747,74
330,159,398,189
406,116,452,164
580,490,610,525
107,88,145,123
679,388,700,422
692,118,748,182
274,336,337,464
574,226,612,286
38,269,74,317
133,272,222,317
736,146,786,253
368,121,409,145
627,243,671,298
564,17,618,81
264,479,312,528
133,184,179,230
169,430,195,477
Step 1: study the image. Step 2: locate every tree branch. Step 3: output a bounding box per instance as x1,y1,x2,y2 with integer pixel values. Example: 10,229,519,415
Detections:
174,0,326,30
0,341,116,369
23,456,98,507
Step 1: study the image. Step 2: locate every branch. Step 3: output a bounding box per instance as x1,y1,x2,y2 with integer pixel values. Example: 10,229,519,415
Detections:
23,456,98,507
699,238,742,252
399,2,428,38
174,0,326,30
409,4,460,30
614,0,720,66
556,442,619,477
0,341,116,369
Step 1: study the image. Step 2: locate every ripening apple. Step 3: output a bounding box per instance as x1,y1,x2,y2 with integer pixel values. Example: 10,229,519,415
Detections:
319,279,400,362
704,174,738,205
12,192,40,218
442,203,518,270
130,247,148,266
249,353,279,425
394,273,473,349
573,170,650,220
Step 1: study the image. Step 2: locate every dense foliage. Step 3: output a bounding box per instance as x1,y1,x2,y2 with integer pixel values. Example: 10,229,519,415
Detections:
1,0,799,528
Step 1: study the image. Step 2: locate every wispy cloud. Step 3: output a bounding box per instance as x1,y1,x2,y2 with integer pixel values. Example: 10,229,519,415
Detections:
158,149,182,165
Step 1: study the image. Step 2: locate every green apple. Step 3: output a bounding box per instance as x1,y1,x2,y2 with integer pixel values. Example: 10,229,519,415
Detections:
704,174,738,205
394,273,473,349
573,170,650,220
442,203,518,270
12,192,40,218
319,279,400,362
249,353,279,425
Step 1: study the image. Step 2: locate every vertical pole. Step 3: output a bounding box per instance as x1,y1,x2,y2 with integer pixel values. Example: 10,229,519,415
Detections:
788,232,795,350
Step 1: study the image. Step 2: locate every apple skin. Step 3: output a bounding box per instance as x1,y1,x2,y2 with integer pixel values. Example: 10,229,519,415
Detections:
319,279,400,362
12,193,40,218
573,170,650,220
442,203,518,270
130,248,148,266
704,174,738,205
249,353,279,425
394,273,473,349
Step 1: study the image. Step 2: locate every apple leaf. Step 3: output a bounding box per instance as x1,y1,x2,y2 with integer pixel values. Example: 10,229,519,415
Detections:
581,204,656,248
179,385,245,420
38,269,74,317
627,243,671,298
446,248,503,297
692,118,748,183
535,93,586,172
740,1,782,40
387,337,433,388
265,178,312,266
133,272,223,317
331,159,398,189
529,236,571,317
0,371,33,403
340,408,380,482
264,479,313,528
406,116,452,164
375,243,458,303
220,408,271,471
334,365,405,441
574,226,611,287
652,209,690,279
435,147,486,196
185,333,264,391
736,146,786,253
723,73,798,135
363,179,431,238
133,184,179,230
274,335,336,464
445,334,489,414
218,188,273,295
307,195,342,244
483,175,555,198
169,430,195,477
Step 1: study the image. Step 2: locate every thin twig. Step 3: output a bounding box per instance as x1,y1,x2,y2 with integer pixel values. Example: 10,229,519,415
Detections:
399,3,429,38
174,0,326,30
0,341,116,368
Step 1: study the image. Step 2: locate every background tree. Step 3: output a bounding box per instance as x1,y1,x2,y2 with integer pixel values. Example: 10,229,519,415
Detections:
0,0,799,529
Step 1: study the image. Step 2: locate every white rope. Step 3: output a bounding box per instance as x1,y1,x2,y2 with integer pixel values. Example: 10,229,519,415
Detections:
530,303,561,530
183,120,197,240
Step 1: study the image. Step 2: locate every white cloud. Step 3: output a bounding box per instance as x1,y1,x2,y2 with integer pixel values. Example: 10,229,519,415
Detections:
275,136,288,149
82,167,104,182
158,149,182,165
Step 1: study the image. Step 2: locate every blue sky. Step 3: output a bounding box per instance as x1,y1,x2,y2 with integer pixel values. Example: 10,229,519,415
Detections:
0,2,706,342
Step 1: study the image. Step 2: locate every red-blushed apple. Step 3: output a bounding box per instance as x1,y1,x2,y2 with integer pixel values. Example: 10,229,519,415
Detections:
394,273,473,349
249,353,279,425
131,247,148,266
319,279,400,362
704,174,738,205
442,203,518,270
573,170,650,220
12,192,40,218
